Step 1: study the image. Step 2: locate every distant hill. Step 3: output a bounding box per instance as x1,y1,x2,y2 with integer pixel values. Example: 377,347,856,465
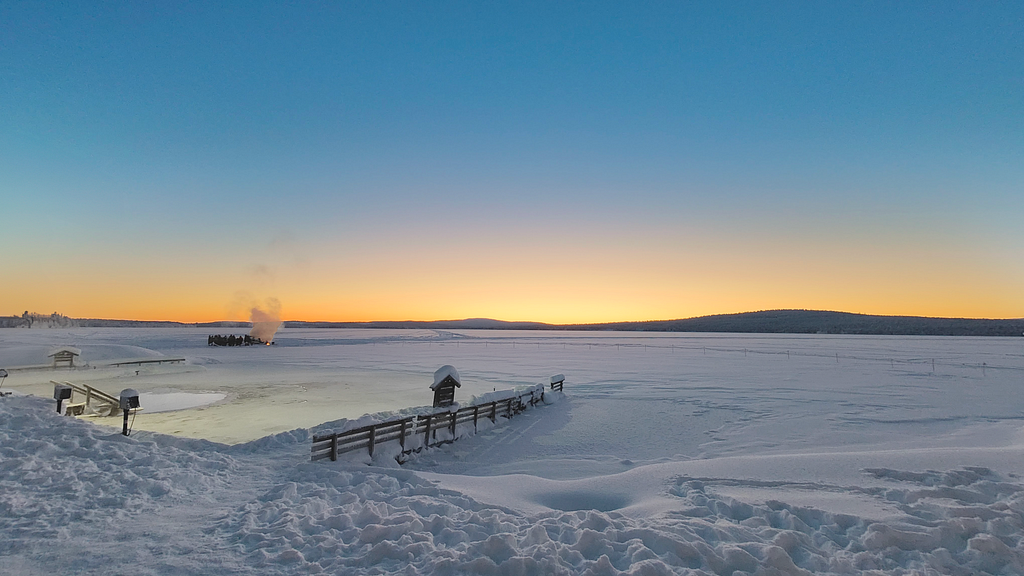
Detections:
286,318,553,330
289,310,1024,336
6,310,1023,336
567,310,1024,337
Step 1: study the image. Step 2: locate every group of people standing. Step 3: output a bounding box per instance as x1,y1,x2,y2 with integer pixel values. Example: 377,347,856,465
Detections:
207,334,265,346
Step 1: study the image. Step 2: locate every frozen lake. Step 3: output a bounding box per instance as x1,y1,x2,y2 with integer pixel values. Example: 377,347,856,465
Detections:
4,327,1021,458
3,328,1024,574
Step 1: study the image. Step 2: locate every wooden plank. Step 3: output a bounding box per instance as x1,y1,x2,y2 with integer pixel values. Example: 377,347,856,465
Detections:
108,358,186,367
81,384,119,405
313,428,370,444
312,417,412,444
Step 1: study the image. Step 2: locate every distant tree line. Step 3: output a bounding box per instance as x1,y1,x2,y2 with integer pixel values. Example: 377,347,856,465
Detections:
5,309,1023,337
0,311,78,328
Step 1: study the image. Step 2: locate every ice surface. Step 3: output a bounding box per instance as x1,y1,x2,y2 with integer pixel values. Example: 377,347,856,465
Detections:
140,391,227,413
3,327,1024,574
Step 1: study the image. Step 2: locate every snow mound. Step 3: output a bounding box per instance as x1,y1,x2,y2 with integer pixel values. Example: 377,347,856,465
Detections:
215,463,1024,575
0,395,240,566
431,364,461,389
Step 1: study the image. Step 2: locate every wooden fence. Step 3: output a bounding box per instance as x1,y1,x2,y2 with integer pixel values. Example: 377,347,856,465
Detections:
312,382,564,462
107,357,185,367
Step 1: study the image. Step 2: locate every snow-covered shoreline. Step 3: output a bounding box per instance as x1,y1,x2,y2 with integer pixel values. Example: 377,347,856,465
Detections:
3,328,1024,574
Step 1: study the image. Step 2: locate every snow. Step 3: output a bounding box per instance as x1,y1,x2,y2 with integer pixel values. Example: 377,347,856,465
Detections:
46,345,81,357
431,364,462,389
3,327,1024,574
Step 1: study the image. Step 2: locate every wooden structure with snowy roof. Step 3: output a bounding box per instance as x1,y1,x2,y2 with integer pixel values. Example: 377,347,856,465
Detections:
48,346,81,368
431,365,461,407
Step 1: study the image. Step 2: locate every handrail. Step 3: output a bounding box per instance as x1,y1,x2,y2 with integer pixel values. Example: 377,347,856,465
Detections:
52,380,121,416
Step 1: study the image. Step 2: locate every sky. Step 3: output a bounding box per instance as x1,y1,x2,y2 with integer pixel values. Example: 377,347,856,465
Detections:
1,2,1022,323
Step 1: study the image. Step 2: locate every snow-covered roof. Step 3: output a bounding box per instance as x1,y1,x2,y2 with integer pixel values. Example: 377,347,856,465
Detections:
431,365,461,390
550,374,565,384
47,346,81,357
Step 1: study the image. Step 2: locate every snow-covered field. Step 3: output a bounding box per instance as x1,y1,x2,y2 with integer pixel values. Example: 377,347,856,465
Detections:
2,327,1024,575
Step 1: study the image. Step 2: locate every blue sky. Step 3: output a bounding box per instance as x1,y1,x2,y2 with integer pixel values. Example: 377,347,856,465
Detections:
2,2,1022,321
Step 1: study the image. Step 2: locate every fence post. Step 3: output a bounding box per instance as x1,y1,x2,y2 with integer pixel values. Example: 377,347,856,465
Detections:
400,419,407,450
424,415,432,445
368,426,376,457
450,412,456,437
473,406,479,431
491,402,497,423
330,434,338,462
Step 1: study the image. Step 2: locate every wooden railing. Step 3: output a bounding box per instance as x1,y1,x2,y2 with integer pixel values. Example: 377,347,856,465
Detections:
107,357,185,367
311,384,554,462
51,380,121,416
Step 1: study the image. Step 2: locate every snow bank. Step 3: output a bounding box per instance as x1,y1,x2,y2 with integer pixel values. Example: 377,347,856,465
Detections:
6,385,1024,574
218,459,1024,575
463,382,549,406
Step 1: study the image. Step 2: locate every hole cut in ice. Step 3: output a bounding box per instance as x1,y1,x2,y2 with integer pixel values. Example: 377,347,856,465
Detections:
535,490,631,512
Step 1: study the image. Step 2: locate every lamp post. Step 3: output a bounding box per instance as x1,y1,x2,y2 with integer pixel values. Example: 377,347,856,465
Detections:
119,389,140,436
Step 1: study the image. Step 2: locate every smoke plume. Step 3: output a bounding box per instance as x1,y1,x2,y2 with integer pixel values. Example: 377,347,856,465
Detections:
249,298,282,343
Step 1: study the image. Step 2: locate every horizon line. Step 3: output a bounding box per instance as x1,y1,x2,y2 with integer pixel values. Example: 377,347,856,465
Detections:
19,308,1024,325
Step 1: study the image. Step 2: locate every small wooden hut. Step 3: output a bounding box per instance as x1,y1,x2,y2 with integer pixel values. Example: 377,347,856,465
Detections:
48,346,81,368
431,365,461,408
